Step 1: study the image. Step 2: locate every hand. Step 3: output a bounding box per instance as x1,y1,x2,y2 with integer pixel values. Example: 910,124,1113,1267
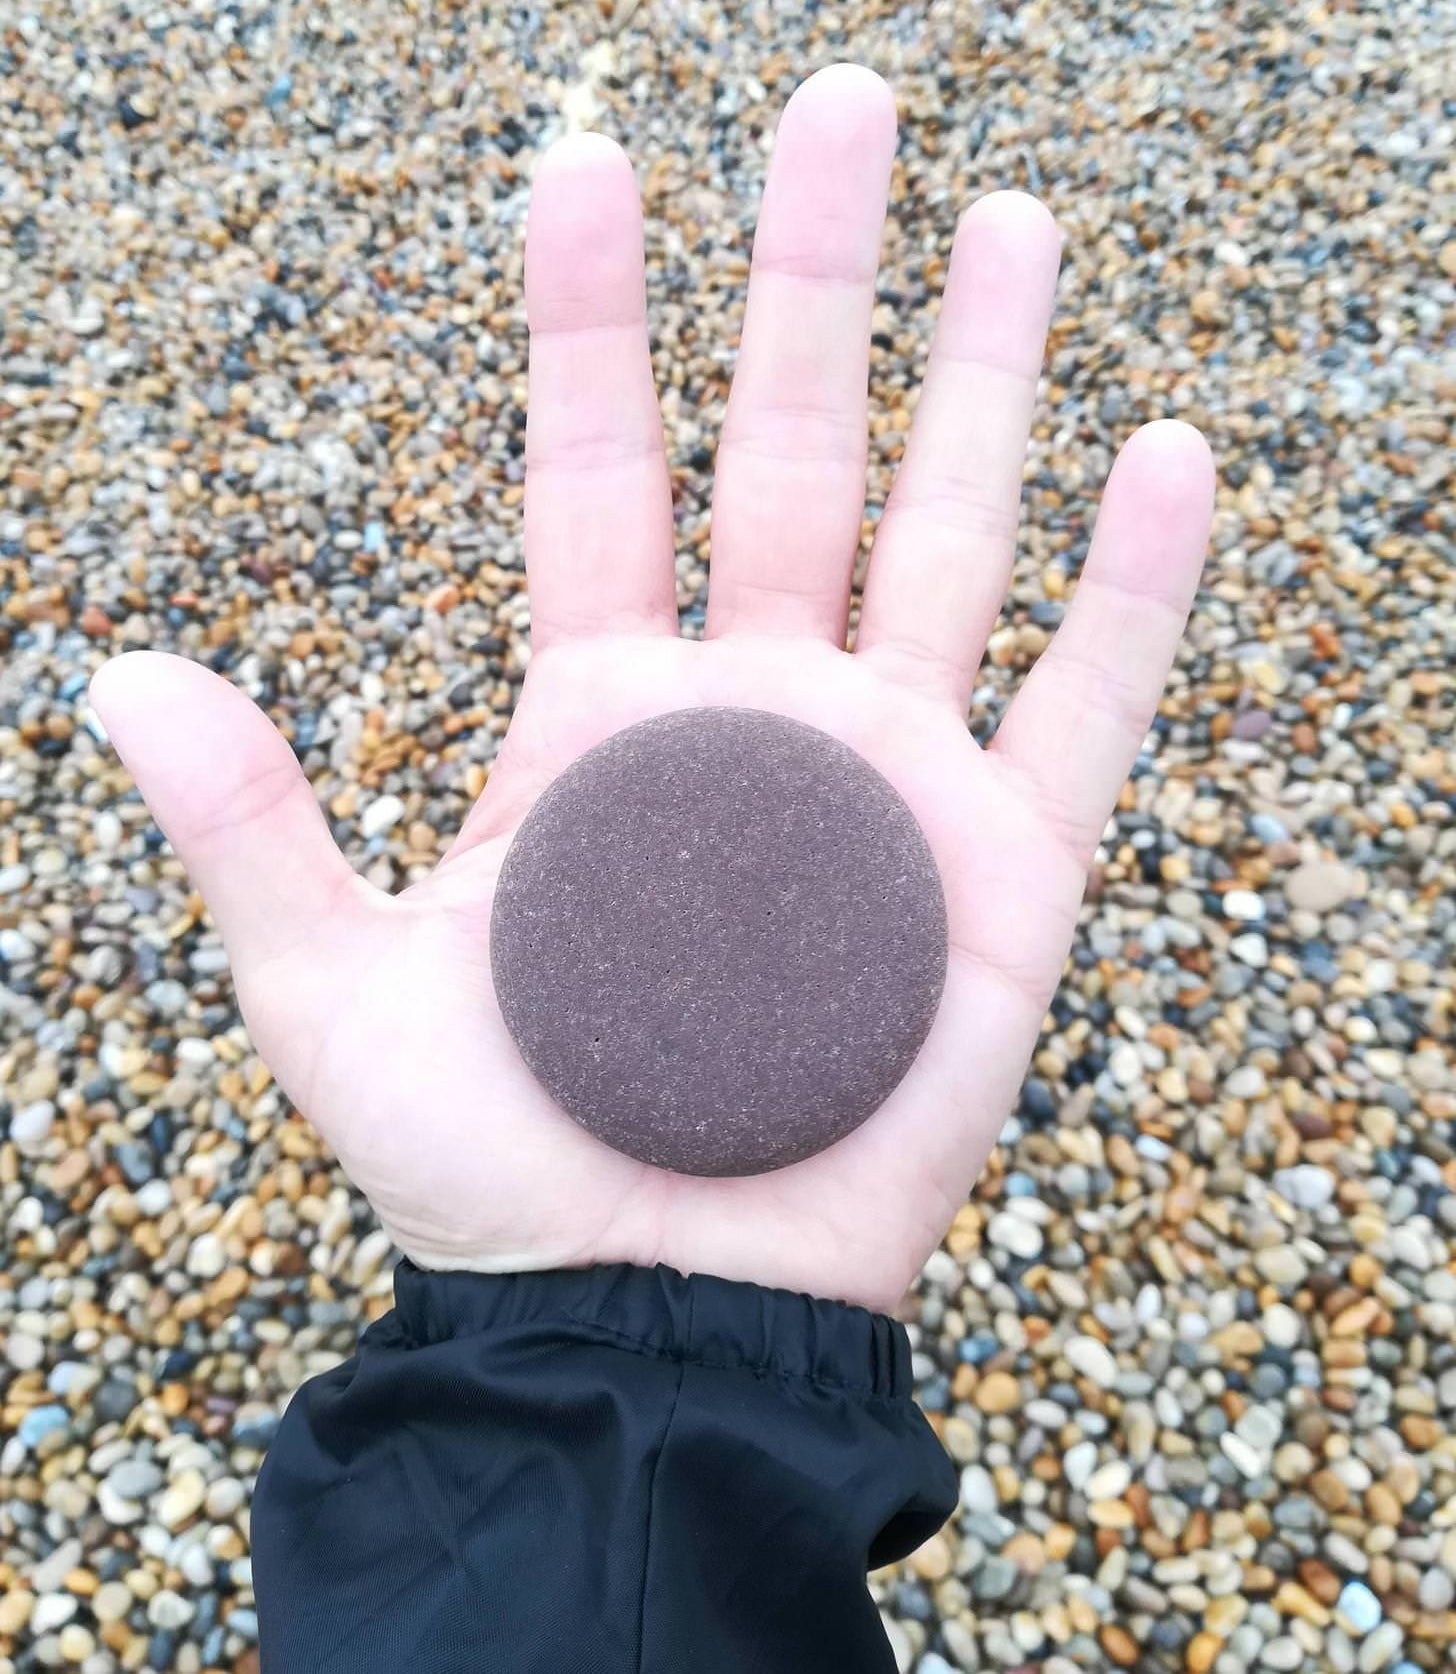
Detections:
90,65,1213,1314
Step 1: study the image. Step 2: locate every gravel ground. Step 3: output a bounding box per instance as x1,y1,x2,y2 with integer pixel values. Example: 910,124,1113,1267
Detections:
1,2,1453,1671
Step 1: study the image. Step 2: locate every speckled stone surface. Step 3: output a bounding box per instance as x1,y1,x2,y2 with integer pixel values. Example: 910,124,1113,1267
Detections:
489,707,948,1175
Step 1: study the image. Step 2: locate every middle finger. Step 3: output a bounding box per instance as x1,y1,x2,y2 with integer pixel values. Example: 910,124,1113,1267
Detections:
705,64,897,646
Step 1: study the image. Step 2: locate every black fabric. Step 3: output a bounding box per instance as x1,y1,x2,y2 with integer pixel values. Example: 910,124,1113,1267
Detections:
253,1258,956,1672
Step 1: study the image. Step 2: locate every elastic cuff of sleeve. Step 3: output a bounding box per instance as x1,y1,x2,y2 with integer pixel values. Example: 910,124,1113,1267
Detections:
387,1255,915,1401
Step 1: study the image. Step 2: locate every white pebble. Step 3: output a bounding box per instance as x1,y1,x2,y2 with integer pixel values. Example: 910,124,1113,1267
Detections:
1220,1433,1264,1478
31,1593,78,1633
1226,1065,1268,1099
205,1477,247,1519
959,1464,997,1516
1223,889,1265,921
146,1589,194,1630
1085,1460,1132,1500
185,1234,226,1280
1418,1568,1454,1611
1272,1164,1336,1211
1230,931,1269,967
10,1101,56,1151
1263,1303,1302,1347
1357,1622,1402,1672
1255,1245,1308,1288
361,793,406,837
1064,1335,1118,1388
1063,1440,1097,1491
1388,1226,1432,1271
7,1331,45,1371
1261,1638,1303,1671
986,1211,1044,1260
1109,1042,1142,1087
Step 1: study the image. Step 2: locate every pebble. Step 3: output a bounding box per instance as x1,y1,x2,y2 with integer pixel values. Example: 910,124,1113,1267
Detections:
30,1540,82,1594
1255,1246,1309,1289
147,1590,195,1630
7,1331,46,1372
92,1582,132,1624
1286,861,1359,913
186,1233,228,1279
986,1210,1044,1260
1261,1639,1303,1671
59,1621,97,1660
1336,1581,1383,1638
958,1465,997,1516
1063,1443,1097,1493
1084,1460,1132,1500
105,1459,163,1501
1230,931,1269,967
973,1556,1019,1602
1222,889,1265,921
360,794,406,838
1417,1569,1453,1612
158,1469,208,1530
17,1405,69,1449
1064,1336,1118,1388
1221,1433,1265,1480
9,1100,56,1149
1272,1164,1336,1211
974,1371,1023,1414
31,1593,78,1633
1358,1623,1404,1672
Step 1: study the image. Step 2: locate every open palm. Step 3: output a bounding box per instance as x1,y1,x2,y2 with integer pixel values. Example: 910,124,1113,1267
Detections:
90,66,1213,1314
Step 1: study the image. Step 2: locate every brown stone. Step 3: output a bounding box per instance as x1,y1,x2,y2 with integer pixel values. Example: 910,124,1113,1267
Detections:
1298,1559,1342,1605
1100,1624,1139,1667
1206,1595,1246,1634
490,709,948,1175
1366,1482,1402,1526
1400,1415,1442,1450
974,1371,1022,1415
1274,1581,1331,1626
1187,1631,1222,1673
1312,1470,1350,1511
1331,1296,1384,1337
909,1532,952,1581
1003,1532,1046,1573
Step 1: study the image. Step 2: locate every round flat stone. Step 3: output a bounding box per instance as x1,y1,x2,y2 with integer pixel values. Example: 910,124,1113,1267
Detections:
489,706,948,1176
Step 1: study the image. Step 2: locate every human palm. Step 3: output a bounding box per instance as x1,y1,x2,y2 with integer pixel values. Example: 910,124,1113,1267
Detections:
91,66,1213,1314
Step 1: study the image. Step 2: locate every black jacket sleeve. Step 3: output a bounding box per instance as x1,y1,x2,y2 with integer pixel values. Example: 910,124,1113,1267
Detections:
252,1257,956,1673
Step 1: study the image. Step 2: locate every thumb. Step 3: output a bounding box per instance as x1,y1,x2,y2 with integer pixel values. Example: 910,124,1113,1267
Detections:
88,651,363,974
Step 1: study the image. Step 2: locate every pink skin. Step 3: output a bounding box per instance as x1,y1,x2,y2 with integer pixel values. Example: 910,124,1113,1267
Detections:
89,66,1215,1315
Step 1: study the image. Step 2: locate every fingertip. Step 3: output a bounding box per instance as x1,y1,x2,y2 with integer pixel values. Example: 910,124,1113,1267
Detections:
751,63,897,282
534,129,633,183
88,649,188,730
957,189,1061,256
784,62,897,142
933,192,1060,373
1118,419,1217,511
86,651,129,722
796,61,896,105
526,133,645,332
1128,415,1215,462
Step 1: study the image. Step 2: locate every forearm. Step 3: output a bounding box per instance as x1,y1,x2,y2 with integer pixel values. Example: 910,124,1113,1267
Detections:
252,1258,955,1673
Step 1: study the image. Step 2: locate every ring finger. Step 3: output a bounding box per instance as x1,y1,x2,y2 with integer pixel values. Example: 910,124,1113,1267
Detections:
855,191,1062,709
